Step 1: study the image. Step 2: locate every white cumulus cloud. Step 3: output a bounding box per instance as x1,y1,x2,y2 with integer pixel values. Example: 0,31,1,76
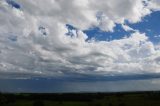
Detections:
0,0,160,79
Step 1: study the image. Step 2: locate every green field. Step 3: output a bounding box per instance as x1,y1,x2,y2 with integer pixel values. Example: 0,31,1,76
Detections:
1,91,160,106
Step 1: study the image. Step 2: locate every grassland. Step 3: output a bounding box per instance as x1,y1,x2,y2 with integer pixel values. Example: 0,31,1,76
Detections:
1,91,160,106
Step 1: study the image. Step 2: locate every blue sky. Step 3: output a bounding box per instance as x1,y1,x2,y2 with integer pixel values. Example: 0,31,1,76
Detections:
67,11,160,44
0,0,160,92
129,11,160,43
83,11,160,43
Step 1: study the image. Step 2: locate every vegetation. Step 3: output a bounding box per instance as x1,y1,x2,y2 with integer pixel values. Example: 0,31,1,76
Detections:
0,91,160,106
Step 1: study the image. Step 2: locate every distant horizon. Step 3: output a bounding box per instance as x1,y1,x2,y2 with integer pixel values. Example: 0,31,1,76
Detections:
1,78,160,93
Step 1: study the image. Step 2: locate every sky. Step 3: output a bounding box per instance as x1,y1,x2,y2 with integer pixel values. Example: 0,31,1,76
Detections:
0,0,160,92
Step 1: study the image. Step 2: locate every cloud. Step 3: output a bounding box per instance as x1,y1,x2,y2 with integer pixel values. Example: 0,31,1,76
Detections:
121,24,135,32
0,0,160,79
148,0,160,11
